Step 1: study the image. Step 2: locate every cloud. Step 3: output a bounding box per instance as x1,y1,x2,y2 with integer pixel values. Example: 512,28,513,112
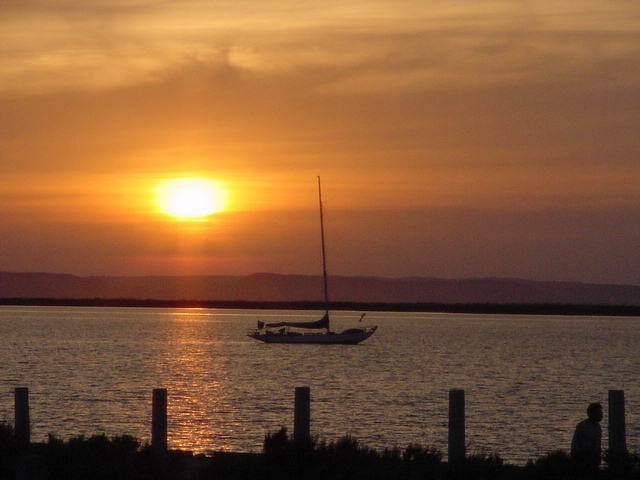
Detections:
2,37,638,180
2,0,638,96
0,0,638,281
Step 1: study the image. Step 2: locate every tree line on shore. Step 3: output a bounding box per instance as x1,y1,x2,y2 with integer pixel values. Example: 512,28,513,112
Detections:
1,297,639,316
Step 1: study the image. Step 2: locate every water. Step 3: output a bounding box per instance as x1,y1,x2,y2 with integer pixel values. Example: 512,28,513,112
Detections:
1,306,638,464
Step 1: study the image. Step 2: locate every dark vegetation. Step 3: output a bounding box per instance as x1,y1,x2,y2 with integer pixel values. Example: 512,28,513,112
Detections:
1,423,190,480
1,298,639,316
2,425,640,480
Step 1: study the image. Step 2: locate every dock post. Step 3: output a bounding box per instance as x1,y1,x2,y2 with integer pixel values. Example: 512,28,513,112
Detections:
294,386,311,443
14,387,30,450
448,389,465,464
608,390,627,462
152,388,168,452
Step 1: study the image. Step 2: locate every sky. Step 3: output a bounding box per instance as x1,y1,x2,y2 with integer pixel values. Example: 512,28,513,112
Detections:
1,0,639,284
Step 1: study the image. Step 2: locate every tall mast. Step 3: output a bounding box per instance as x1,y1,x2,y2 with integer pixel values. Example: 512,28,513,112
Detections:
318,176,330,316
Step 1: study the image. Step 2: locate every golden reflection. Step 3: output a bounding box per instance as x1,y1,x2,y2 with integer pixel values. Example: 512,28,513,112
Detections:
161,310,234,452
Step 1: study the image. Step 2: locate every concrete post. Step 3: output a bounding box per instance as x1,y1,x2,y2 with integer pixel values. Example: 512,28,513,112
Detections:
14,387,30,449
448,389,465,464
152,388,168,452
608,390,627,459
294,386,311,443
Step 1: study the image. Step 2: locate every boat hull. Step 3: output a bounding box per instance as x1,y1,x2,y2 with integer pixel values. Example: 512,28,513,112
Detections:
248,326,377,345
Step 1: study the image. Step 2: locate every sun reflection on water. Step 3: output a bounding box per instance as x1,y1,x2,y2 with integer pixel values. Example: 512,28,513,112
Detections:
161,310,237,453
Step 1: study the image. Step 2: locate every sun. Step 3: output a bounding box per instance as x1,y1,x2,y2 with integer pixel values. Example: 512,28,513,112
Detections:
156,178,226,220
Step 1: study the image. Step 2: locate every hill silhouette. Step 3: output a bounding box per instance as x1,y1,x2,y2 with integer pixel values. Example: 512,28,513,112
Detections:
0,271,638,306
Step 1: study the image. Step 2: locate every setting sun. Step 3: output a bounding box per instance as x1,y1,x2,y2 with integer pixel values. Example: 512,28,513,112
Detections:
156,178,226,220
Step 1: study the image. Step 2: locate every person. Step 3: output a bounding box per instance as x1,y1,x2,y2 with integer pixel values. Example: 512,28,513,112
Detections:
571,402,603,471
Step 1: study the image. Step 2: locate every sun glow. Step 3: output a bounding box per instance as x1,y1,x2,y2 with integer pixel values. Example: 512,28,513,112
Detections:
156,178,226,220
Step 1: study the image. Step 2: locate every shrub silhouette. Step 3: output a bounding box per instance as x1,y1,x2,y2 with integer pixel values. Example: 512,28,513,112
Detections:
0,423,17,479
525,450,575,479
5,422,640,480
259,427,444,480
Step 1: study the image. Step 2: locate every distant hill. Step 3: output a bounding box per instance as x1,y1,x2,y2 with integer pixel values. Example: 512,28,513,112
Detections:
0,271,638,305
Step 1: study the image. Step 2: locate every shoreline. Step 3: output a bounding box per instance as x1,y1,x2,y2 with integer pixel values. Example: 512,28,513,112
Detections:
0,297,638,316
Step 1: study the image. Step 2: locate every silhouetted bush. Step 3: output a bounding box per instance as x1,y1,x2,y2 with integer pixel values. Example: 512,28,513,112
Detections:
522,449,640,480
251,427,445,480
0,432,195,480
604,447,635,478
446,451,505,480
524,450,575,479
0,423,16,479
6,424,640,480
38,433,142,480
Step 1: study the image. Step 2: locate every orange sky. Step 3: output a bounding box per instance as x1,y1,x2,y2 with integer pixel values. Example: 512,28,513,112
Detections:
1,1,639,284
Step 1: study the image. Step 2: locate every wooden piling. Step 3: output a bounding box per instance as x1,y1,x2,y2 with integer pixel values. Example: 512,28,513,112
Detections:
608,390,627,459
152,388,168,452
448,389,465,464
294,386,311,443
14,387,30,449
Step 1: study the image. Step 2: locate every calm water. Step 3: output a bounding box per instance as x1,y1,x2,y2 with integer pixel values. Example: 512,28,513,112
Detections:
1,306,638,464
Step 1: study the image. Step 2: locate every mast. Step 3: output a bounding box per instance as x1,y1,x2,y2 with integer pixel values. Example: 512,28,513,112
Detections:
318,176,330,319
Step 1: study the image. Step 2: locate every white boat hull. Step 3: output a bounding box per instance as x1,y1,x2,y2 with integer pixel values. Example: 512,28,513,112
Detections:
248,326,377,345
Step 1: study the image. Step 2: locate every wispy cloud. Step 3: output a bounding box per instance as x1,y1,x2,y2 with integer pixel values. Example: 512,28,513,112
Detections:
2,1,638,94
0,0,638,281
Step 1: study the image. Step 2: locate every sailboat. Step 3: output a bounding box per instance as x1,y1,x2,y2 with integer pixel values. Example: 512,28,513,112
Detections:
247,177,377,344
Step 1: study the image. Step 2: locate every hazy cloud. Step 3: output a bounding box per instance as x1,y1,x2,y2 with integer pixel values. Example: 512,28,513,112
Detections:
0,0,638,282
